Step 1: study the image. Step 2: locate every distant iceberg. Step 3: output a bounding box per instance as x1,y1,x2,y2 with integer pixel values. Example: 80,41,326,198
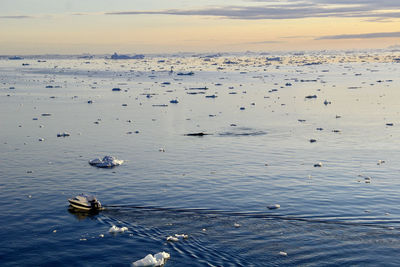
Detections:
8,56,23,60
110,53,145,60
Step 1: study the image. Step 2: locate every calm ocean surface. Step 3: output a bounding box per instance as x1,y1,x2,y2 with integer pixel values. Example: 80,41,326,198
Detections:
1,53,400,266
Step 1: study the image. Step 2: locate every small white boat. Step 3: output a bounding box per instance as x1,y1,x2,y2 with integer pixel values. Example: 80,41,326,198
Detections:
68,194,102,211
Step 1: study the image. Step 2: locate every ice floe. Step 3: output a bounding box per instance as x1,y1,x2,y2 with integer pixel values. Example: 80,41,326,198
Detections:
132,252,170,267
267,204,280,210
109,225,128,233
89,156,124,168
57,132,70,137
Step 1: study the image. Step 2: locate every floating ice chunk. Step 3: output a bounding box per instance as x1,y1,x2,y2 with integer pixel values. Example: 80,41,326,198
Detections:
185,132,210,136
154,252,170,265
323,100,331,105
279,251,288,256
305,95,317,99
133,254,158,267
89,156,123,168
132,252,170,267
166,236,179,242
234,223,241,228
205,95,217,98
57,132,70,137
109,225,128,233
268,204,280,210
174,234,188,239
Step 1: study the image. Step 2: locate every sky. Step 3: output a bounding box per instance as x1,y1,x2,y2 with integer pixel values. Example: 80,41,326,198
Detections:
1,0,400,54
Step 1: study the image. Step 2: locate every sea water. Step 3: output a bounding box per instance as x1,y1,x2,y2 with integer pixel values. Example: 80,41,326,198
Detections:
1,52,400,266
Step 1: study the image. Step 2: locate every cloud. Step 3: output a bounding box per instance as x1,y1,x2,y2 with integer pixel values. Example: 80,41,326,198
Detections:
105,0,400,20
316,31,400,40
243,40,284,44
0,15,33,19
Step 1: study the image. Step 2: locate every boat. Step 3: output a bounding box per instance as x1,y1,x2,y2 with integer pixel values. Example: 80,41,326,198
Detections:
68,194,102,211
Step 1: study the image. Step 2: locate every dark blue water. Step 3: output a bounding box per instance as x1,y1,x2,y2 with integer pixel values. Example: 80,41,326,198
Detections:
1,55,400,266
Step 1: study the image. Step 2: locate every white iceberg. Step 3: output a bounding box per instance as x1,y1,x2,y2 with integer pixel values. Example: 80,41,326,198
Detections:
109,225,128,233
132,252,170,267
89,156,124,168
174,234,188,239
166,236,179,242
267,204,280,210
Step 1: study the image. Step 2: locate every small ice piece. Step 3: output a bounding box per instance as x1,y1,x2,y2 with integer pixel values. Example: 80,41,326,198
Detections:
279,251,288,256
305,95,317,99
132,254,157,267
234,223,241,228
109,225,128,233
166,236,179,242
57,132,70,137
154,251,171,265
174,234,188,239
132,252,170,267
268,204,280,210
89,156,124,168
205,95,217,98
99,234,104,238
314,162,323,167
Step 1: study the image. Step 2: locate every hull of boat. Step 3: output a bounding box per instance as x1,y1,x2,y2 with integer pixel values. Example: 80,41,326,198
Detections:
68,199,92,211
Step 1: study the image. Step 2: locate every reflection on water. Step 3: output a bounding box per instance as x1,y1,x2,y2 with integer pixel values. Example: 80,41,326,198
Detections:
68,207,100,221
